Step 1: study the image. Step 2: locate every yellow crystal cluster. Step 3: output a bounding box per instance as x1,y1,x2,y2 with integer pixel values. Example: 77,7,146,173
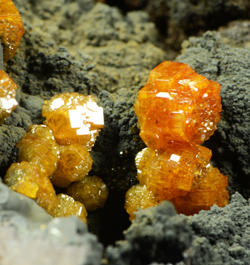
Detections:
125,61,229,220
4,93,109,223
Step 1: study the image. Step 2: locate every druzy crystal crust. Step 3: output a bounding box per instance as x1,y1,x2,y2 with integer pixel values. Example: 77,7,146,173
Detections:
0,0,25,62
42,92,104,148
125,61,229,219
0,70,18,124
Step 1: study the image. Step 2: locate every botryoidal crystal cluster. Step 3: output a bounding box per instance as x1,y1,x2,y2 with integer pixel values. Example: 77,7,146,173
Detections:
4,92,109,223
125,61,229,220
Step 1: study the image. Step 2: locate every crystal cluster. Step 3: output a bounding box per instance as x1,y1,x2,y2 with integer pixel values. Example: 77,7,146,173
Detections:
125,61,229,219
0,0,25,62
0,70,18,124
4,93,108,223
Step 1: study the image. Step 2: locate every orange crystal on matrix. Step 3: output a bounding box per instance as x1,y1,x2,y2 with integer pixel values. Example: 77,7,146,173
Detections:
134,61,222,150
125,61,229,218
0,70,18,124
0,0,25,62
42,92,104,149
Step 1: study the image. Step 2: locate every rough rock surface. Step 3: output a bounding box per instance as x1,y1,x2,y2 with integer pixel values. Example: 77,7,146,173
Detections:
177,31,250,198
106,193,250,265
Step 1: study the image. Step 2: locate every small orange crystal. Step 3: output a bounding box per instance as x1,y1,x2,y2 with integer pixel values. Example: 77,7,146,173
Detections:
67,175,109,211
42,93,104,148
0,70,18,124
134,61,221,150
50,143,93,188
51,193,88,223
4,161,59,214
0,0,25,62
125,184,159,221
16,125,60,177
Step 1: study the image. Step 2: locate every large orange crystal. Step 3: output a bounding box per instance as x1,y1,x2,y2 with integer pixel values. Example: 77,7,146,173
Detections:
134,61,221,150
4,161,59,214
0,0,25,62
125,61,229,218
42,93,104,148
0,70,18,124
50,143,93,188
16,125,60,177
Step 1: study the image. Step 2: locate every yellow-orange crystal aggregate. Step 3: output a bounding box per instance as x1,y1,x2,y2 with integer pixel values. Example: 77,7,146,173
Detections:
67,175,109,211
0,70,18,124
42,92,104,148
125,61,229,219
4,161,59,213
51,194,87,223
16,125,60,177
50,144,93,188
0,0,25,62
125,184,159,221
134,61,221,150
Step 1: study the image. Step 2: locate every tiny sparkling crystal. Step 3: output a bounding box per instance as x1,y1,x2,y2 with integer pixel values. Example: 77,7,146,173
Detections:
126,61,229,219
0,70,18,124
51,193,88,223
67,175,109,211
42,92,104,149
0,0,25,62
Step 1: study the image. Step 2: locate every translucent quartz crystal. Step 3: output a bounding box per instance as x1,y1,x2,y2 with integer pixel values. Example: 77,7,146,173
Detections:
67,175,109,211
42,93,104,148
51,193,87,223
0,70,18,124
134,61,222,150
0,0,25,62
16,125,60,177
125,184,159,221
50,143,93,188
4,161,59,214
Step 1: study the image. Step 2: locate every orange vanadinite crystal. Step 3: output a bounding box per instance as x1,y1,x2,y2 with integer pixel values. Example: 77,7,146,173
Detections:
125,61,229,218
4,161,59,213
67,175,109,211
50,143,93,188
0,70,18,124
134,61,221,150
42,93,104,148
51,194,88,223
0,0,25,62
136,145,212,200
125,184,159,221
16,125,60,177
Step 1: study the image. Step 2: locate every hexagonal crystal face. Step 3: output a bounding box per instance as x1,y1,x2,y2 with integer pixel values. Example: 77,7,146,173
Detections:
134,61,221,150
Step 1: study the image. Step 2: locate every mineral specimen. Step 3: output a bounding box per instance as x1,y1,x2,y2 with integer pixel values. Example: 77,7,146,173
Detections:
0,0,25,62
67,175,109,211
42,92,104,148
126,61,229,218
16,124,60,177
134,61,221,150
124,184,159,221
50,143,93,188
0,69,18,124
51,193,87,223
4,161,59,214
